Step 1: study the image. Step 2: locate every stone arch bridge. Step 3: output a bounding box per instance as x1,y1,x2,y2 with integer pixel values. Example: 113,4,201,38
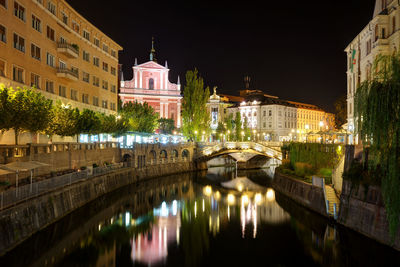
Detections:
196,142,282,163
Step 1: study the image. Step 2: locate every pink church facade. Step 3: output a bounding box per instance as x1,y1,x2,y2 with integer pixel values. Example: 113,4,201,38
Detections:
119,59,182,128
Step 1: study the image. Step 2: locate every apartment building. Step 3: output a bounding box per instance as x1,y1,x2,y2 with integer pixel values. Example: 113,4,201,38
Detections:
345,0,399,143
0,0,122,114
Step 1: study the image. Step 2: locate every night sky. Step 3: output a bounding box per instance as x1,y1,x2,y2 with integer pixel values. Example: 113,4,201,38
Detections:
67,0,376,112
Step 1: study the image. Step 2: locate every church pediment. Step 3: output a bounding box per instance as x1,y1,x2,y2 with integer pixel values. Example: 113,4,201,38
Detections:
136,61,166,69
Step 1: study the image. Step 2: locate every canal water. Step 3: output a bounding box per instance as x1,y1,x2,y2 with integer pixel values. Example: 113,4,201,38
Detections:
1,166,400,267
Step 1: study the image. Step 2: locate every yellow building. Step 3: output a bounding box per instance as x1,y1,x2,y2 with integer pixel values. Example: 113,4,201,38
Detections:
0,0,122,115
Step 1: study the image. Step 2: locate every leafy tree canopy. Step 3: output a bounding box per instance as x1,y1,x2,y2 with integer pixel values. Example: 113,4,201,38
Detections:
181,69,210,139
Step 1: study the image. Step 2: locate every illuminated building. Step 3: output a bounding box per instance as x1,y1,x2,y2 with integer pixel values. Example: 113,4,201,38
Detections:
0,0,122,144
345,0,399,143
228,92,335,142
0,0,122,113
119,39,182,128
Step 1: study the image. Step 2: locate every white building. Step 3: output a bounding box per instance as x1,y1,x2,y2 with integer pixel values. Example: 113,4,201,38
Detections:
345,0,399,143
228,93,334,142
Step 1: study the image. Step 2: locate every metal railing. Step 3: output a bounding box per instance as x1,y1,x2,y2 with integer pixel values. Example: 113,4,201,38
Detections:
56,67,79,79
57,42,79,55
0,163,125,211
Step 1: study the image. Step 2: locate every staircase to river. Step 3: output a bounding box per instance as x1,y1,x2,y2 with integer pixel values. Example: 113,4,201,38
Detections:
325,185,340,218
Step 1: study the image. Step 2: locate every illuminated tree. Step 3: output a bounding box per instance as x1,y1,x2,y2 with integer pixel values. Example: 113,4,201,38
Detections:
181,69,210,140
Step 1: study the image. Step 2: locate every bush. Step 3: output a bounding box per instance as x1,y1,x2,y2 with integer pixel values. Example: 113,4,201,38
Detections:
318,168,332,178
281,159,292,170
294,162,314,178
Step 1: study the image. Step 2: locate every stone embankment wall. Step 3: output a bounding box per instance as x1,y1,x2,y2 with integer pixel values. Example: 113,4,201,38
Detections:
338,180,400,250
272,170,327,217
0,161,206,255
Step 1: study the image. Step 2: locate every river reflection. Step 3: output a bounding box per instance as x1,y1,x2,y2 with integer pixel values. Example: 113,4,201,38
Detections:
1,167,400,266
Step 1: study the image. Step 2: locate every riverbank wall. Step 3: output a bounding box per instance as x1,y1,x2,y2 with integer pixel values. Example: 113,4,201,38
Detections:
272,170,327,218
0,161,206,255
338,180,400,250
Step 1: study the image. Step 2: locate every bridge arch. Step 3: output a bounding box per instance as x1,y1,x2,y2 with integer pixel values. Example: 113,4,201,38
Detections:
149,150,157,160
182,149,190,159
160,150,168,159
122,153,133,167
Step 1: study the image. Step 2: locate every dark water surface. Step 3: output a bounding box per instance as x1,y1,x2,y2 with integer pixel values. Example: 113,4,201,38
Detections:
1,167,400,267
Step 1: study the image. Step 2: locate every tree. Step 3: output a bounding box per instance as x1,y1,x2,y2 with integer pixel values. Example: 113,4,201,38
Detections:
158,118,175,134
0,85,13,134
46,102,80,138
119,101,158,133
334,94,347,129
77,109,101,138
181,69,210,140
5,87,52,144
354,53,400,238
234,111,242,141
225,113,234,141
216,122,226,141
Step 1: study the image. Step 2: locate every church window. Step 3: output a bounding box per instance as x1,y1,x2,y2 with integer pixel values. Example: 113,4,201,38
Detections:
149,78,154,89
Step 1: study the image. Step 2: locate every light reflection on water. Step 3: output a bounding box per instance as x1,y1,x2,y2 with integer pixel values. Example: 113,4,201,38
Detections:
1,167,400,267
122,183,289,266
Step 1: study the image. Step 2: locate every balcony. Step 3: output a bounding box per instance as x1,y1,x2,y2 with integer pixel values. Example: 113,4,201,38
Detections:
56,68,79,81
57,42,79,58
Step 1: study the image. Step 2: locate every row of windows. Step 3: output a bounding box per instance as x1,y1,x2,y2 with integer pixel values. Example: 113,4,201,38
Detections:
0,60,117,111
26,0,118,59
0,28,117,92
0,14,117,76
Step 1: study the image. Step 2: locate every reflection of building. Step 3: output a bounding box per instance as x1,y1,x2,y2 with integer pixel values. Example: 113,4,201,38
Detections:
131,201,181,265
96,243,116,267
119,40,182,128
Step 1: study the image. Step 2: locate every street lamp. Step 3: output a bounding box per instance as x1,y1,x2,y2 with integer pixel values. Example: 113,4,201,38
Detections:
252,129,257,142
227,130,230,141
194,130,198,142
241,131,245,142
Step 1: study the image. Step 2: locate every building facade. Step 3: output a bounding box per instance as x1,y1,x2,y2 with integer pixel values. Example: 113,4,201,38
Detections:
345,0,399,143
226,93,335,142
208,87,233,130
0,0,122,114
119,43,182,128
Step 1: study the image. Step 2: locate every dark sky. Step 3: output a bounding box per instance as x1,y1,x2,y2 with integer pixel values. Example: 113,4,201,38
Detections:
67,0,376,112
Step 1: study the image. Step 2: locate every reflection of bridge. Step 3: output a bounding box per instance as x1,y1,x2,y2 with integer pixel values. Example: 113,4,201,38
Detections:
197,142,283,161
